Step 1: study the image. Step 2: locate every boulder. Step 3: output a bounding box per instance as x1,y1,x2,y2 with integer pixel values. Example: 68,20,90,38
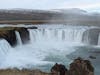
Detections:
51,63,68,75
51,57,94,75
89,56,96,59
69,57,94,75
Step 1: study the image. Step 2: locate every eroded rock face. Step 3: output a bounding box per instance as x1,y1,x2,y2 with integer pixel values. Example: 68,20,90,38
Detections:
82,28,100,45
27,26,37,29
51,63,68,75
16,27,30,44
51,57,94,75
69,57,94,75
0,30,17,47
0,27,30,47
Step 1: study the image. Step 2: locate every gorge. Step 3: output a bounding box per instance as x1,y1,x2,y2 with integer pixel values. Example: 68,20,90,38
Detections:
0,24,100,75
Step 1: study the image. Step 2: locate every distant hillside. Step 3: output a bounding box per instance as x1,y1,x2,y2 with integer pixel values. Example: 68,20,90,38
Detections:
0,9,63,20
0,9,100,25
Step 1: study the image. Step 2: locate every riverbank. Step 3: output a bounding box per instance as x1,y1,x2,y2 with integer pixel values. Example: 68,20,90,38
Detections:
0,57,94,75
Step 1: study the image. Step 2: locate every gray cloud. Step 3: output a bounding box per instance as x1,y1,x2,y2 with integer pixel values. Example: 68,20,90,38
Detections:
0,0,99,10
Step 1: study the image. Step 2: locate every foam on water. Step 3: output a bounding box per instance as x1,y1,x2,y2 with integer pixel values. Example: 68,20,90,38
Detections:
0,41,75,69
0,25,99,71
15,31,22,45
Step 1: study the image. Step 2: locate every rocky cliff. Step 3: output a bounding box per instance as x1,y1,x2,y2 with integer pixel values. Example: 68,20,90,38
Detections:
0,26,37,47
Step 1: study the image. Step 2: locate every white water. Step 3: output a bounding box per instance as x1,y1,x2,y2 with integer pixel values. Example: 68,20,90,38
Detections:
0,40,11,66
0,25,99,70
29,28,86,45
98,33,100,45
15,31,22,45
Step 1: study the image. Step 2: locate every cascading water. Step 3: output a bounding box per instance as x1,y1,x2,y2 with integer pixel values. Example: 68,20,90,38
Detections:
15,31,22,45
29,27,87,45
0,24,99,71
0,39,11,66
98,33,100,45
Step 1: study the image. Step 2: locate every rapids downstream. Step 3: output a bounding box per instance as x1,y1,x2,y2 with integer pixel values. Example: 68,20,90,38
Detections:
0,24,100,75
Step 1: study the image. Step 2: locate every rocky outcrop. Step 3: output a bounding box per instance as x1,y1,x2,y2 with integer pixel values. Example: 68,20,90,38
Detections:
69,57,94,75
51,57,94,75
0,30,17,47
51,63,68,75
0,27,32,47
16,27,30,44
82,28,100,45
27,26,37,29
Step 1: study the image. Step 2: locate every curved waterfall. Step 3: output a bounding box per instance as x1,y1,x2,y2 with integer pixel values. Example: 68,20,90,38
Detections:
0,25,100,71
29,28,87,45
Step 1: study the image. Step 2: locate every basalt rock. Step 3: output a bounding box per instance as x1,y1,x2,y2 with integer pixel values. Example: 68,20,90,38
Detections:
51,57,94,75
16,27,30,44
0,30,17,47
89,56,96,59
69,57,94,75
51,63,68,75
0,27,30,47
27,26,38,29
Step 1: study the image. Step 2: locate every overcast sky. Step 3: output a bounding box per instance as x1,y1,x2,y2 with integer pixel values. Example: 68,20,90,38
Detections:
0,0,100,11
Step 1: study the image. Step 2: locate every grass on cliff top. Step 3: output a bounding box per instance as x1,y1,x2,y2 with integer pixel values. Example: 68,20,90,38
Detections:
0,27,25,35
0,27,25,31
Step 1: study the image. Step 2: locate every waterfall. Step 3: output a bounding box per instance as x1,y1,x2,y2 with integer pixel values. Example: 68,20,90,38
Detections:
29,27,86,44
0,39,11,64
0,39,11,55
0,25,98,70
98,33,100,45
15,31,22,45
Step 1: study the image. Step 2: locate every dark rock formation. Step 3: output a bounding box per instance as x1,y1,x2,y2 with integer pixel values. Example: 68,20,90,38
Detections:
16,27,30,44
0,30,17,47
51,63,68,75
51,57,94,75
0,27,30,47
69,57,94,75
89,56,96,59
82,28,100,45
27,26,38,29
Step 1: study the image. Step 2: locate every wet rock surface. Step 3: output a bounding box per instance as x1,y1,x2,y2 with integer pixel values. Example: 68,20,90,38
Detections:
16,27,30,44
51,57,94,75
0,30,17,47
0,27,31,46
